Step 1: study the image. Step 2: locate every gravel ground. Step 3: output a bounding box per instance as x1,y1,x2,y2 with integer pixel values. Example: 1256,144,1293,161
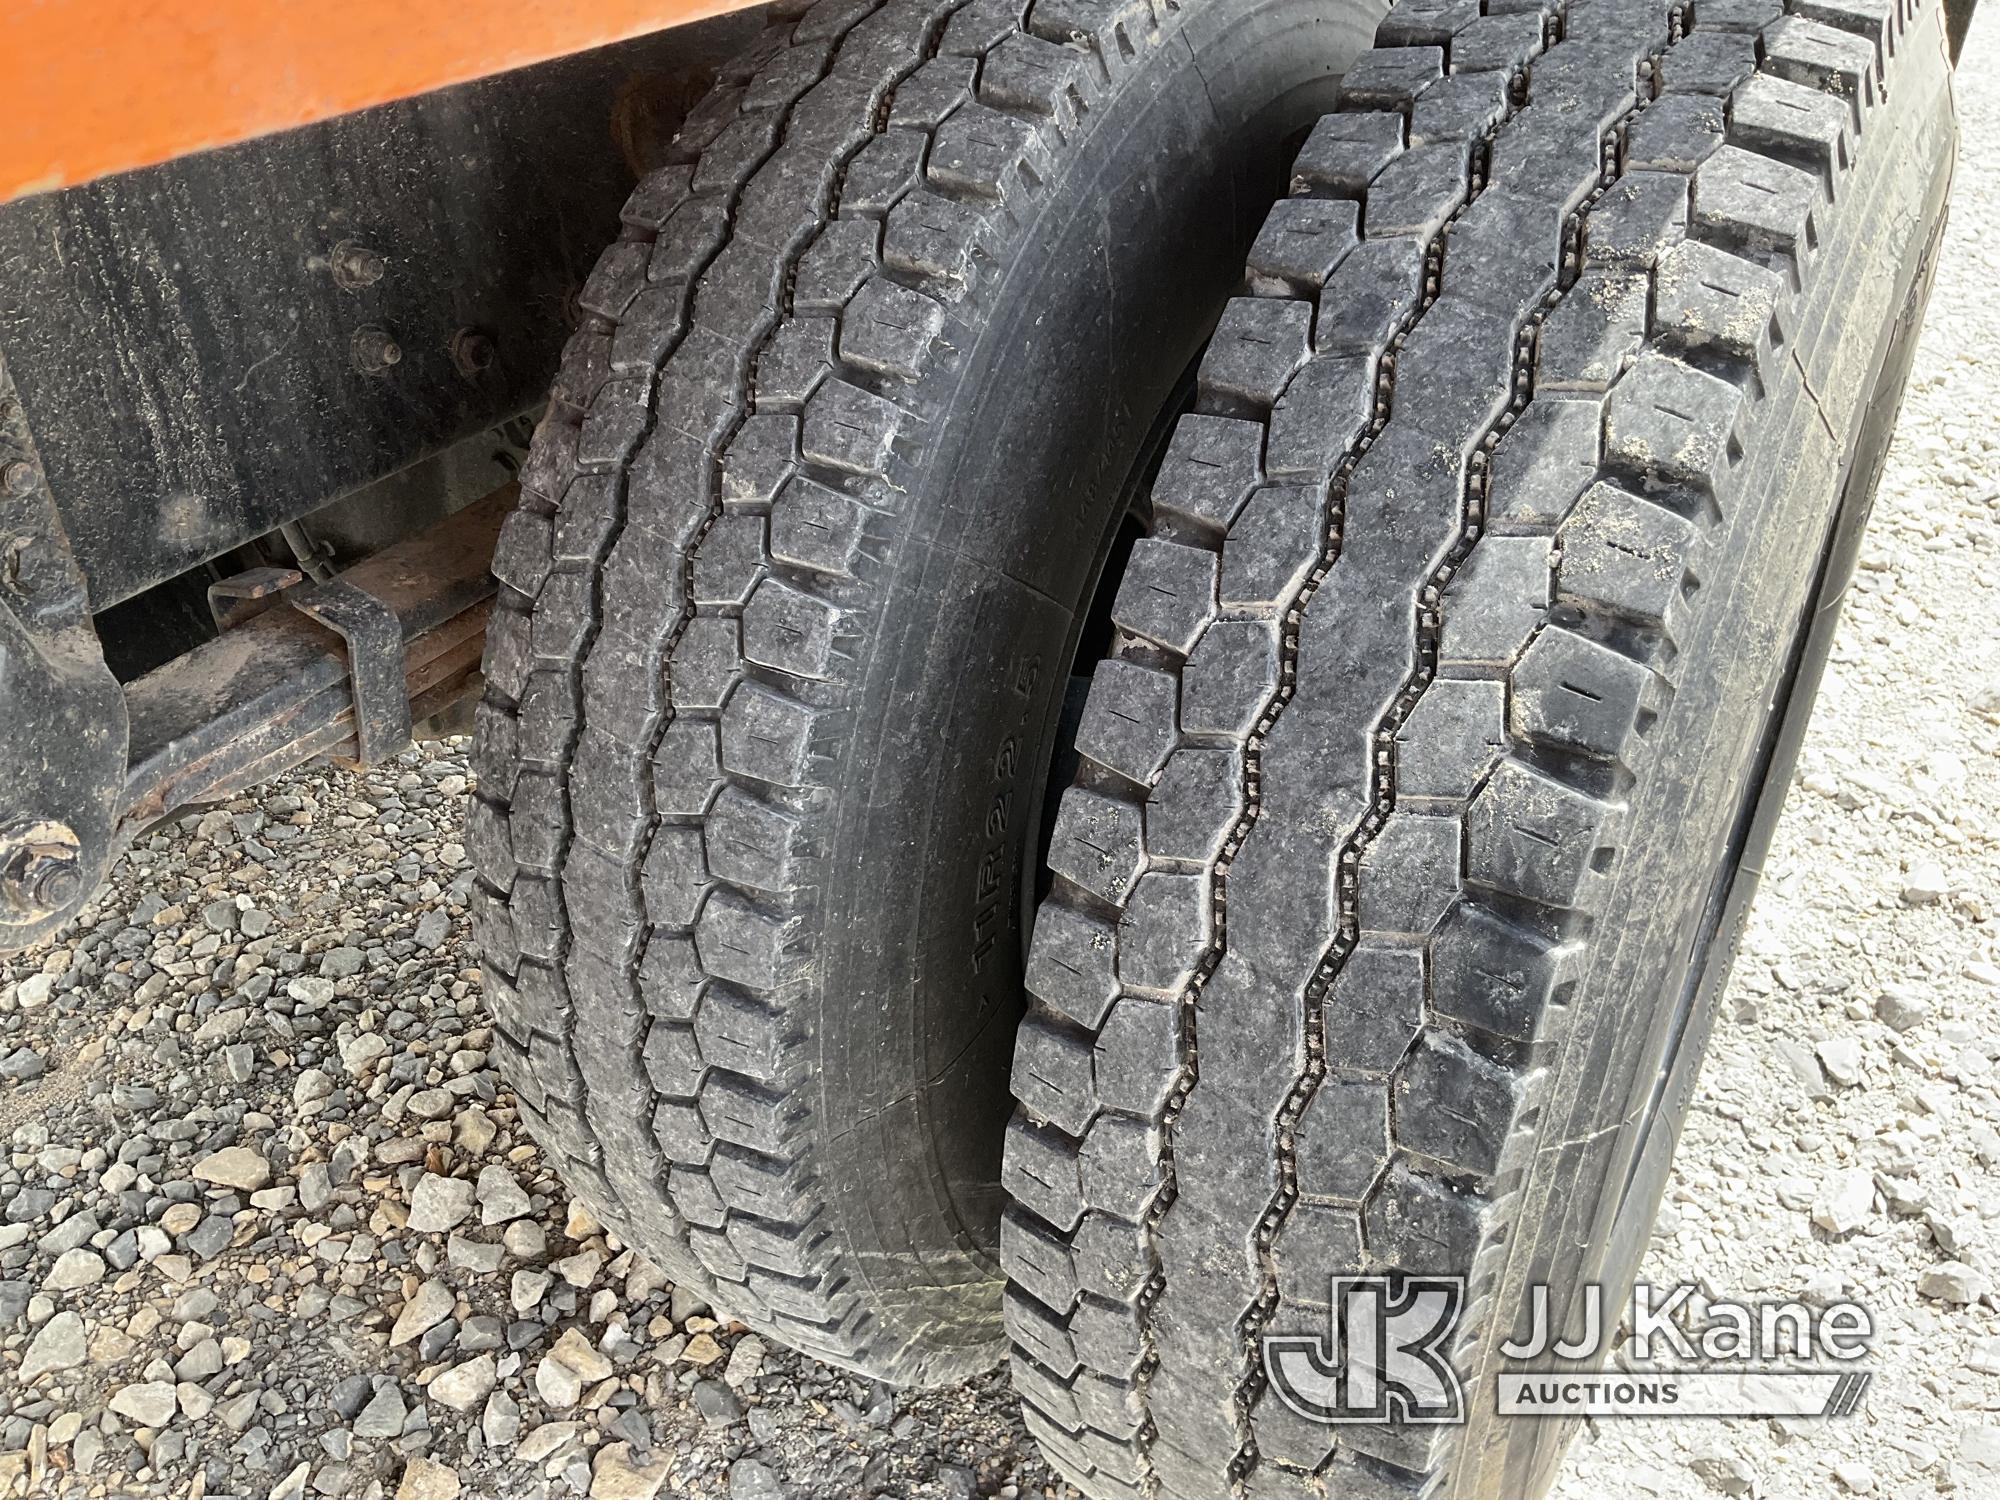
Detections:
5,20,2000,1500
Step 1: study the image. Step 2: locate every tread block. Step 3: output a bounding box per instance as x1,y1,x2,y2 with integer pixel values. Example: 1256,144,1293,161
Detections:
577,380,652,470
844,129,928,219
1792,0,1893,61
1143,747,1244,867
1395,1032,1522,1175
1070,1366,1147,1442
1692,144,1821,270
721,414,799,510
1092,994,1184,1115
695,891,795,990
650,197,729,286
1070,1211,1152,1301
1428,900,1563,1041
837,277,948,381
1002,1206,1079,1315
703,786,803,892
1584,170,1690,269
1556,479,1700,624
1151,414,1264,535
697,989,802,1085
793,217,881,314
1028,0,1155,51
1181,619,1280,738
1268,354,1376,480
1340,46,1447,109
720,682,819,786
883,189,989,292
1394,676,1507,801
928,102,1048,199
978,31,1091,122
1199,298,1314,409
670,615,743,711
1358,813,1463,937
1604,351,1744,495
582,627,668,749
1362,141,1471,240
1074,658,1179,785
1378,0,1481,47
1219,484,1326,613
1510,625,1658,762
1362,1162,1486,1277
1014,1015,1100,1137
1079,1116,1166,1220
1109,537,1220,656
1005,1117,1086,1232
1291,111,1405,198
1488,396,1602,531
1761,16,1878,124
1249,1383,1340,1473
516,669,578,765
1410,70,1510,145
491,509,556,598
1464,758,1616,911
641,825,710,929
625,434,715,544
742,576,842,680
1314,236,1427,354
1325,942,1426,1073
579,241,651,321
1047,787,1147,906
1437,536,1550,669
621,164,695,231
1535,269,1648,392
770,473,871,577
1011,1351,1083,1435
643,1019,707,1101
1629,95,1727,176
1271,1202,1365,1310
610,283,687,374
1728,71,1853,180
1652,238,1783,369
1295,1078,1390,1203
1248,198,1363,295
639,935,709,1025
1446,12,1544,74
1116,873,1212,999
668,1163,726,1229
691,514,767,606
754,316,834,408
1657,29,1759,96
800,378,907,477
1026,902,1121,1029
652,1096,711,1164
698,1074,800,1156
654,720,725,818
1694,0,1784,31
885,56,976,130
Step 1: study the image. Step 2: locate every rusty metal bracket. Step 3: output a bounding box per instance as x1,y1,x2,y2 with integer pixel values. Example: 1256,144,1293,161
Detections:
207,565,304,631
119,486,509,842
287,577,413,765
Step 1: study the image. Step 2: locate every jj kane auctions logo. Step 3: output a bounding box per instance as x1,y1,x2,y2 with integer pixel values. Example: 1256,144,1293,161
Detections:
1265,1279,1874,1424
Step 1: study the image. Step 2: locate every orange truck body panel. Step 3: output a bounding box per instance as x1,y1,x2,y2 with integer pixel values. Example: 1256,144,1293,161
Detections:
5,0,765,204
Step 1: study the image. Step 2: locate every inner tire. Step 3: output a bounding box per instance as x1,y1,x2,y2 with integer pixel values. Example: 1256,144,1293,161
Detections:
998,0,1957,1493
469,0,1383,1384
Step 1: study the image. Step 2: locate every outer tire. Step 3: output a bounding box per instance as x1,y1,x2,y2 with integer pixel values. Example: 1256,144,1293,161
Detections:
999,0,1956,1495
469,0,1382,1384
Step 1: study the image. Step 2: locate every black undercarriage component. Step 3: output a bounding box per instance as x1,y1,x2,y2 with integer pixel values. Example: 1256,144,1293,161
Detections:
0,10,762,613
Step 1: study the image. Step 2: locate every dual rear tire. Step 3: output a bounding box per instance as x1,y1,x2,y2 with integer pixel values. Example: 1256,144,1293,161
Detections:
471,0,1958,1491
